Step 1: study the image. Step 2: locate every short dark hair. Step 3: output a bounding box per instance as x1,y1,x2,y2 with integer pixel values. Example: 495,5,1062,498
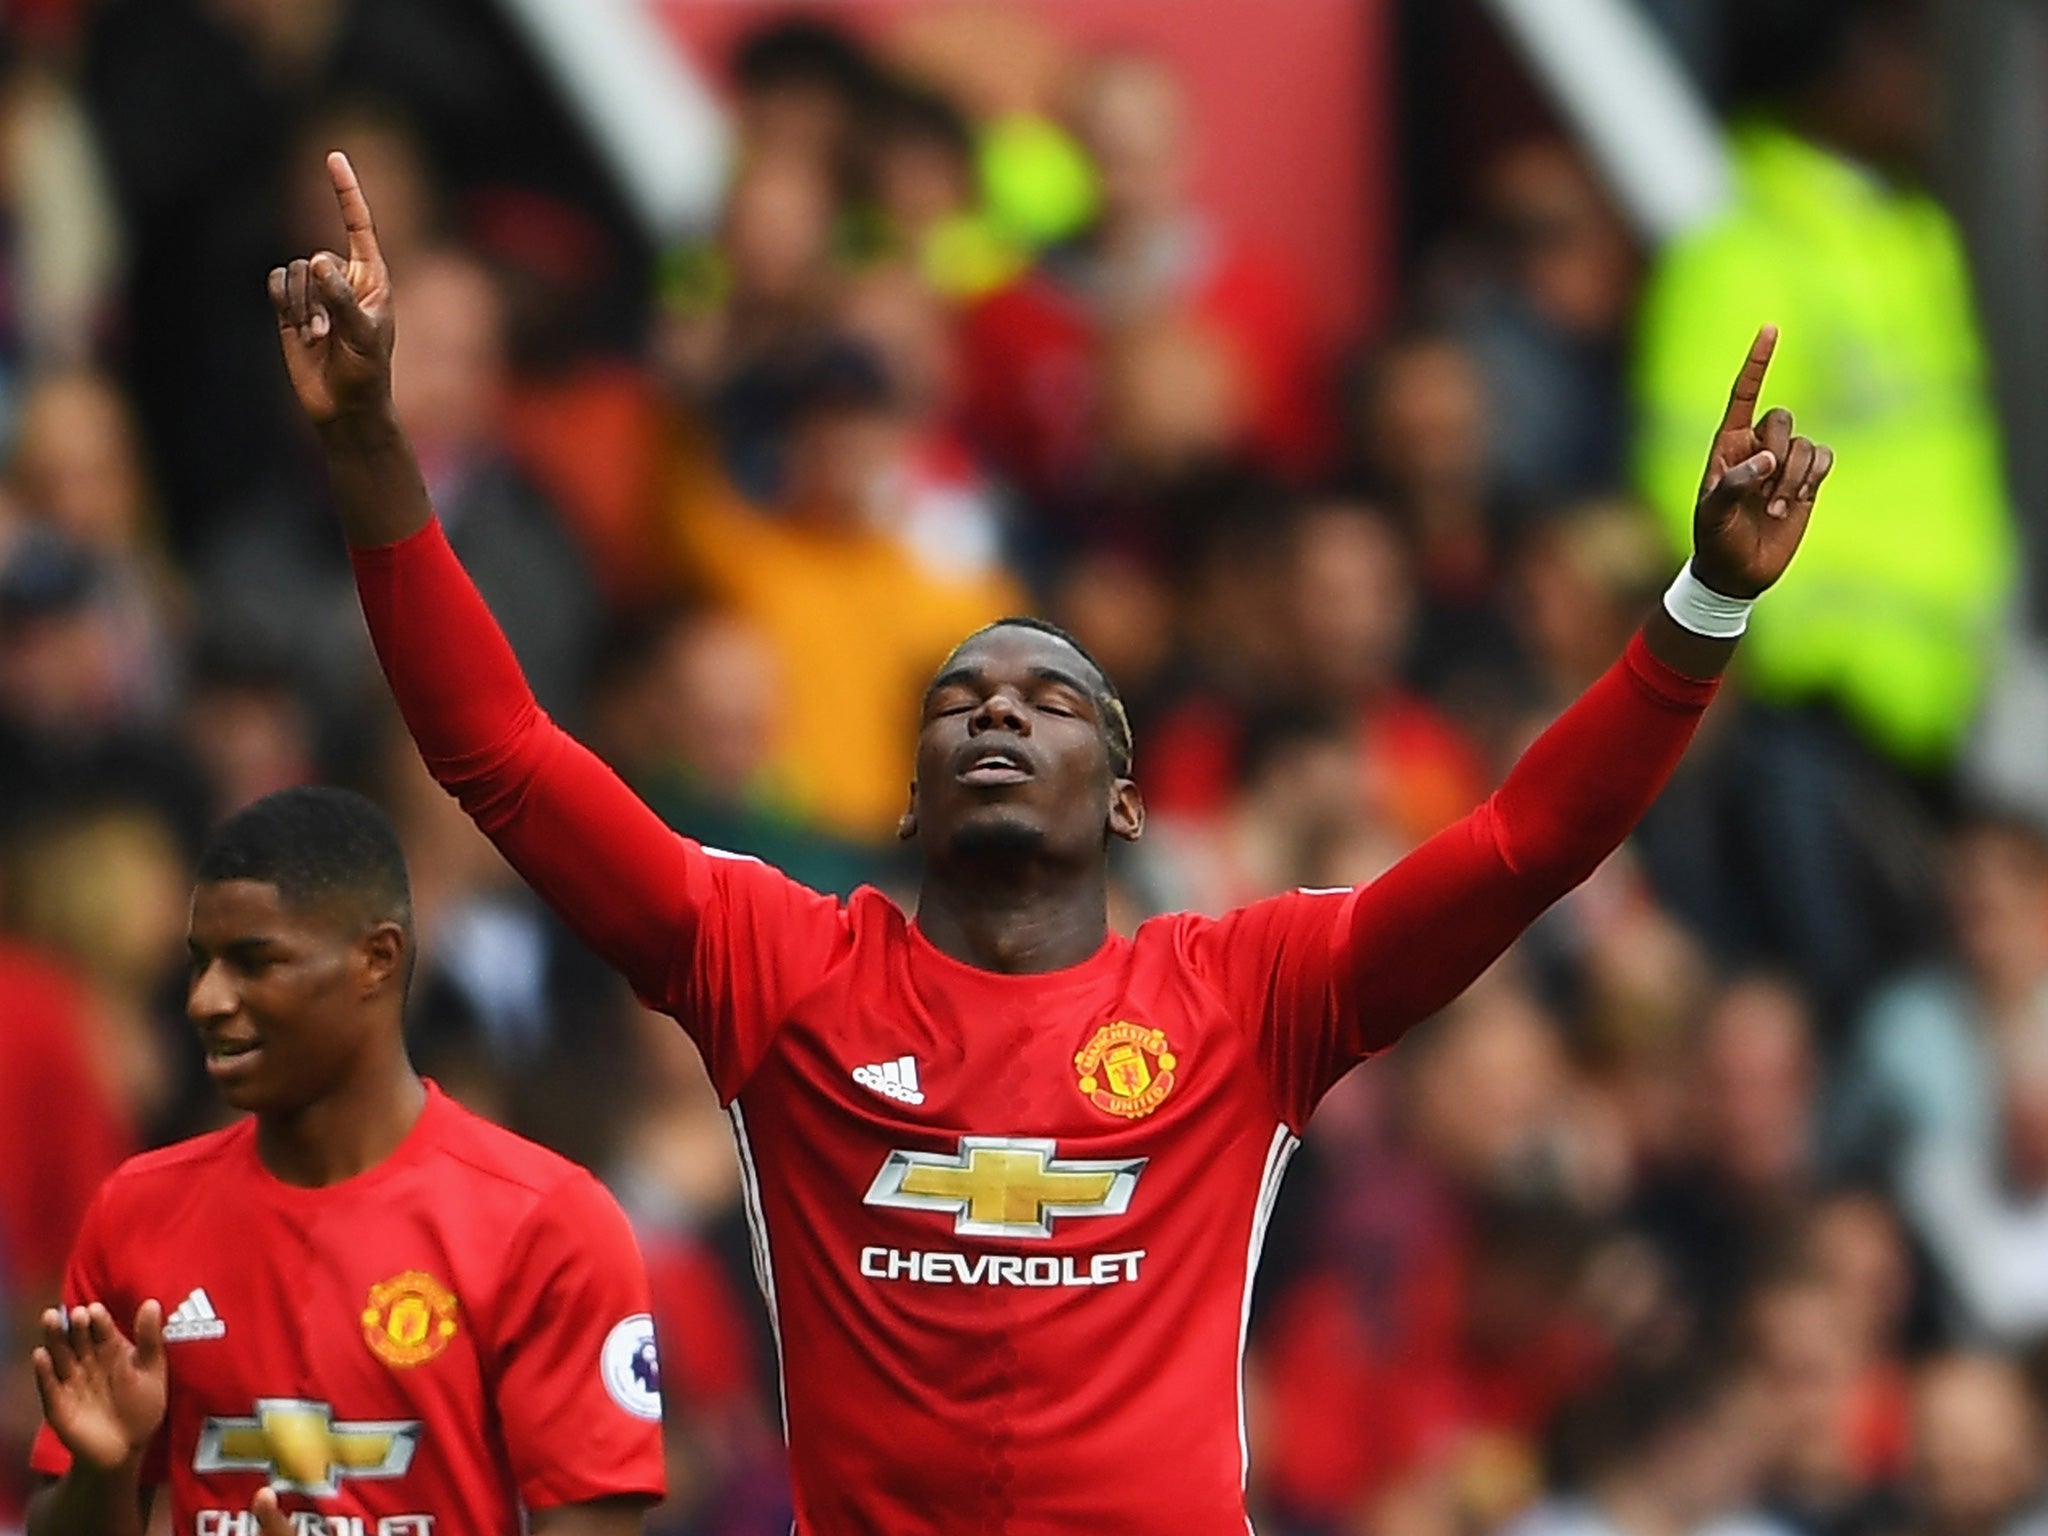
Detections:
732,17,875,104
197,787,412,940
1722,0,1923,110
866,76,975,162
788,337,899,422
947,618,1135,778
1548,1356,1739,1488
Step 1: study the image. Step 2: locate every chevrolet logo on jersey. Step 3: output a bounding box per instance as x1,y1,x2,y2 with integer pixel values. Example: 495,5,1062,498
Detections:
864,1136,1145,1238
194,1399,421,1496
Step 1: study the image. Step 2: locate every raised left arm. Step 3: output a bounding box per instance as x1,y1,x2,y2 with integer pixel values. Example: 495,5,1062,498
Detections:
1346,325,1831,1048
1201,331,1834,1129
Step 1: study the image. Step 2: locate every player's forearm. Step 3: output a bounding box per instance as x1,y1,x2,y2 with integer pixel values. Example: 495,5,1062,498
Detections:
1487,627,1717,887
318,399,434,548
26,1460,147,1536
1641,605,1737,682
349,513,538,772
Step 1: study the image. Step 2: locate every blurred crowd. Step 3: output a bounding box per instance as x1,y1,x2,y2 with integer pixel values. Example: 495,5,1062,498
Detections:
0,1,2044,1535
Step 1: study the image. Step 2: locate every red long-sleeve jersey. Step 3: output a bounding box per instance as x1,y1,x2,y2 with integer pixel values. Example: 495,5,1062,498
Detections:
351,522,1715,1536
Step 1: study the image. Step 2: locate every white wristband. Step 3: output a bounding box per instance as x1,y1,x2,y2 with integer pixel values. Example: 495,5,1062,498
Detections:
1663,563,1754,639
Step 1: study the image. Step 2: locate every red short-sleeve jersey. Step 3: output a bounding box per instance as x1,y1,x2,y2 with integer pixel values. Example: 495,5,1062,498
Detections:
31,1084,665,1533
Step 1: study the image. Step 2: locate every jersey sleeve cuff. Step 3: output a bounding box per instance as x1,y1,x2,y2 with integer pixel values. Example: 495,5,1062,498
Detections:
345,516,451,567
1624,630,1721,711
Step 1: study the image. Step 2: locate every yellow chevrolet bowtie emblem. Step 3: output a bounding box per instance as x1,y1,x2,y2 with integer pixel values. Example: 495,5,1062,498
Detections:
864,1136,1145,1238
194,1398,421,1496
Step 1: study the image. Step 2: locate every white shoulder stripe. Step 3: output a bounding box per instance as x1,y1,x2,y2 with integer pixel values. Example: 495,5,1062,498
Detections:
727,1103,789,1440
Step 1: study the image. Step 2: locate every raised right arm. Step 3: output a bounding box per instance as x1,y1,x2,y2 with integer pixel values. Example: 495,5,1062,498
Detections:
346,513,702,999
267,153,703,999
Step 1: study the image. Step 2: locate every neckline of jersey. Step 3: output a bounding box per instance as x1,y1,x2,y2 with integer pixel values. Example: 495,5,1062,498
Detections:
905,916,1125,988
237,1079,452,1205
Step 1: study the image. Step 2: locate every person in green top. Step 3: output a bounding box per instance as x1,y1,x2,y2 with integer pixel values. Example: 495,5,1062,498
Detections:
1635,0,2014,776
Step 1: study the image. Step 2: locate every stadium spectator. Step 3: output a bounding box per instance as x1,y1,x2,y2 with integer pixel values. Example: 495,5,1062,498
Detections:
391,246,599,726
10,371,182,726
1903,1356,2048,1536
848,77,1024,301
1627,977,1821,1337
1505,1361,1787,1536
663,153,842,506
1830,810,2048,1343
728,16,877,172
584,605,887,897
177,639,316,825
1146,490,1487,850
666,339,1022,840
1742,1268,1902,1536
0,529,208,848
833,261,1010,581
1351,332,1519,693
958,52,1327,525
1443,139,1639,513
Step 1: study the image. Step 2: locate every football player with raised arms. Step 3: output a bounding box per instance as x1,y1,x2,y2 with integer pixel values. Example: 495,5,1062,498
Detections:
272,153,1830,1533
25,788,666,1536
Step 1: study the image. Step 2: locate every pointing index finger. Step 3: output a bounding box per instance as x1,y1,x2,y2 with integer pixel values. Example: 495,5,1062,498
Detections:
326,151,381,268
1719,325,1779,434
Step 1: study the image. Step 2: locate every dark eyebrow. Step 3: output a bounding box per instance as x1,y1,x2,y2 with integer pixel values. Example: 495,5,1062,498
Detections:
927,666,981,695
923,666,982,708
189,935,280,958
1029,666,1098,704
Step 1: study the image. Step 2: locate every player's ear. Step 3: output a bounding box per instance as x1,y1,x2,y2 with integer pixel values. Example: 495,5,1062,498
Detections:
1109,780,1143,844
357,920,407,998
898,783,918,842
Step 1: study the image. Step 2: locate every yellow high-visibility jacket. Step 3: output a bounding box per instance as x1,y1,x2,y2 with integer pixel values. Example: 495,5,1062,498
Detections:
1635,122,2015,768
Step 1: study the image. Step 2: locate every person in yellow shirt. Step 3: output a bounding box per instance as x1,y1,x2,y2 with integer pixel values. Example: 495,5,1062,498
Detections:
668,341,1024,841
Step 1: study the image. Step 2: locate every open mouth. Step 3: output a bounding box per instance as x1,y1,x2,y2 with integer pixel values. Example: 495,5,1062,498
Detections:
203,1037,264,1078
957,747,1034,786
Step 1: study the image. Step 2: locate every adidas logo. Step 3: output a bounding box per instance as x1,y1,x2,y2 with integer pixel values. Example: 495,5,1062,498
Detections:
164,1288,226,1342
852,1055,926,1106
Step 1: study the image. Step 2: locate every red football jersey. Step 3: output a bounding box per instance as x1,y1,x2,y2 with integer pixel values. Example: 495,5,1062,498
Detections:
347,520,1718,1536
31,1083,666,1535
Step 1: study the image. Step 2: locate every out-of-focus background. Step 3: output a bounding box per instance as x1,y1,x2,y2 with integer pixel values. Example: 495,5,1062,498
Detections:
7,0,2048,1531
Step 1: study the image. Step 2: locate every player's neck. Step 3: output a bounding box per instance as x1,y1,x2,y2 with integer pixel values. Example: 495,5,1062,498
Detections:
913,867,1111,974
255,1055,428,1189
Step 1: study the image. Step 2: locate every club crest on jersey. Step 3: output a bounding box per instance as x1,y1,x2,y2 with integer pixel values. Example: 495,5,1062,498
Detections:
361,1271,459,1368
1075,1020,1178,1119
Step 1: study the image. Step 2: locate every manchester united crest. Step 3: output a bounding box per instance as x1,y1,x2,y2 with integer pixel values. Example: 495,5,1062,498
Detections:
1075,1021,1178,1119
361,1271,459,1368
